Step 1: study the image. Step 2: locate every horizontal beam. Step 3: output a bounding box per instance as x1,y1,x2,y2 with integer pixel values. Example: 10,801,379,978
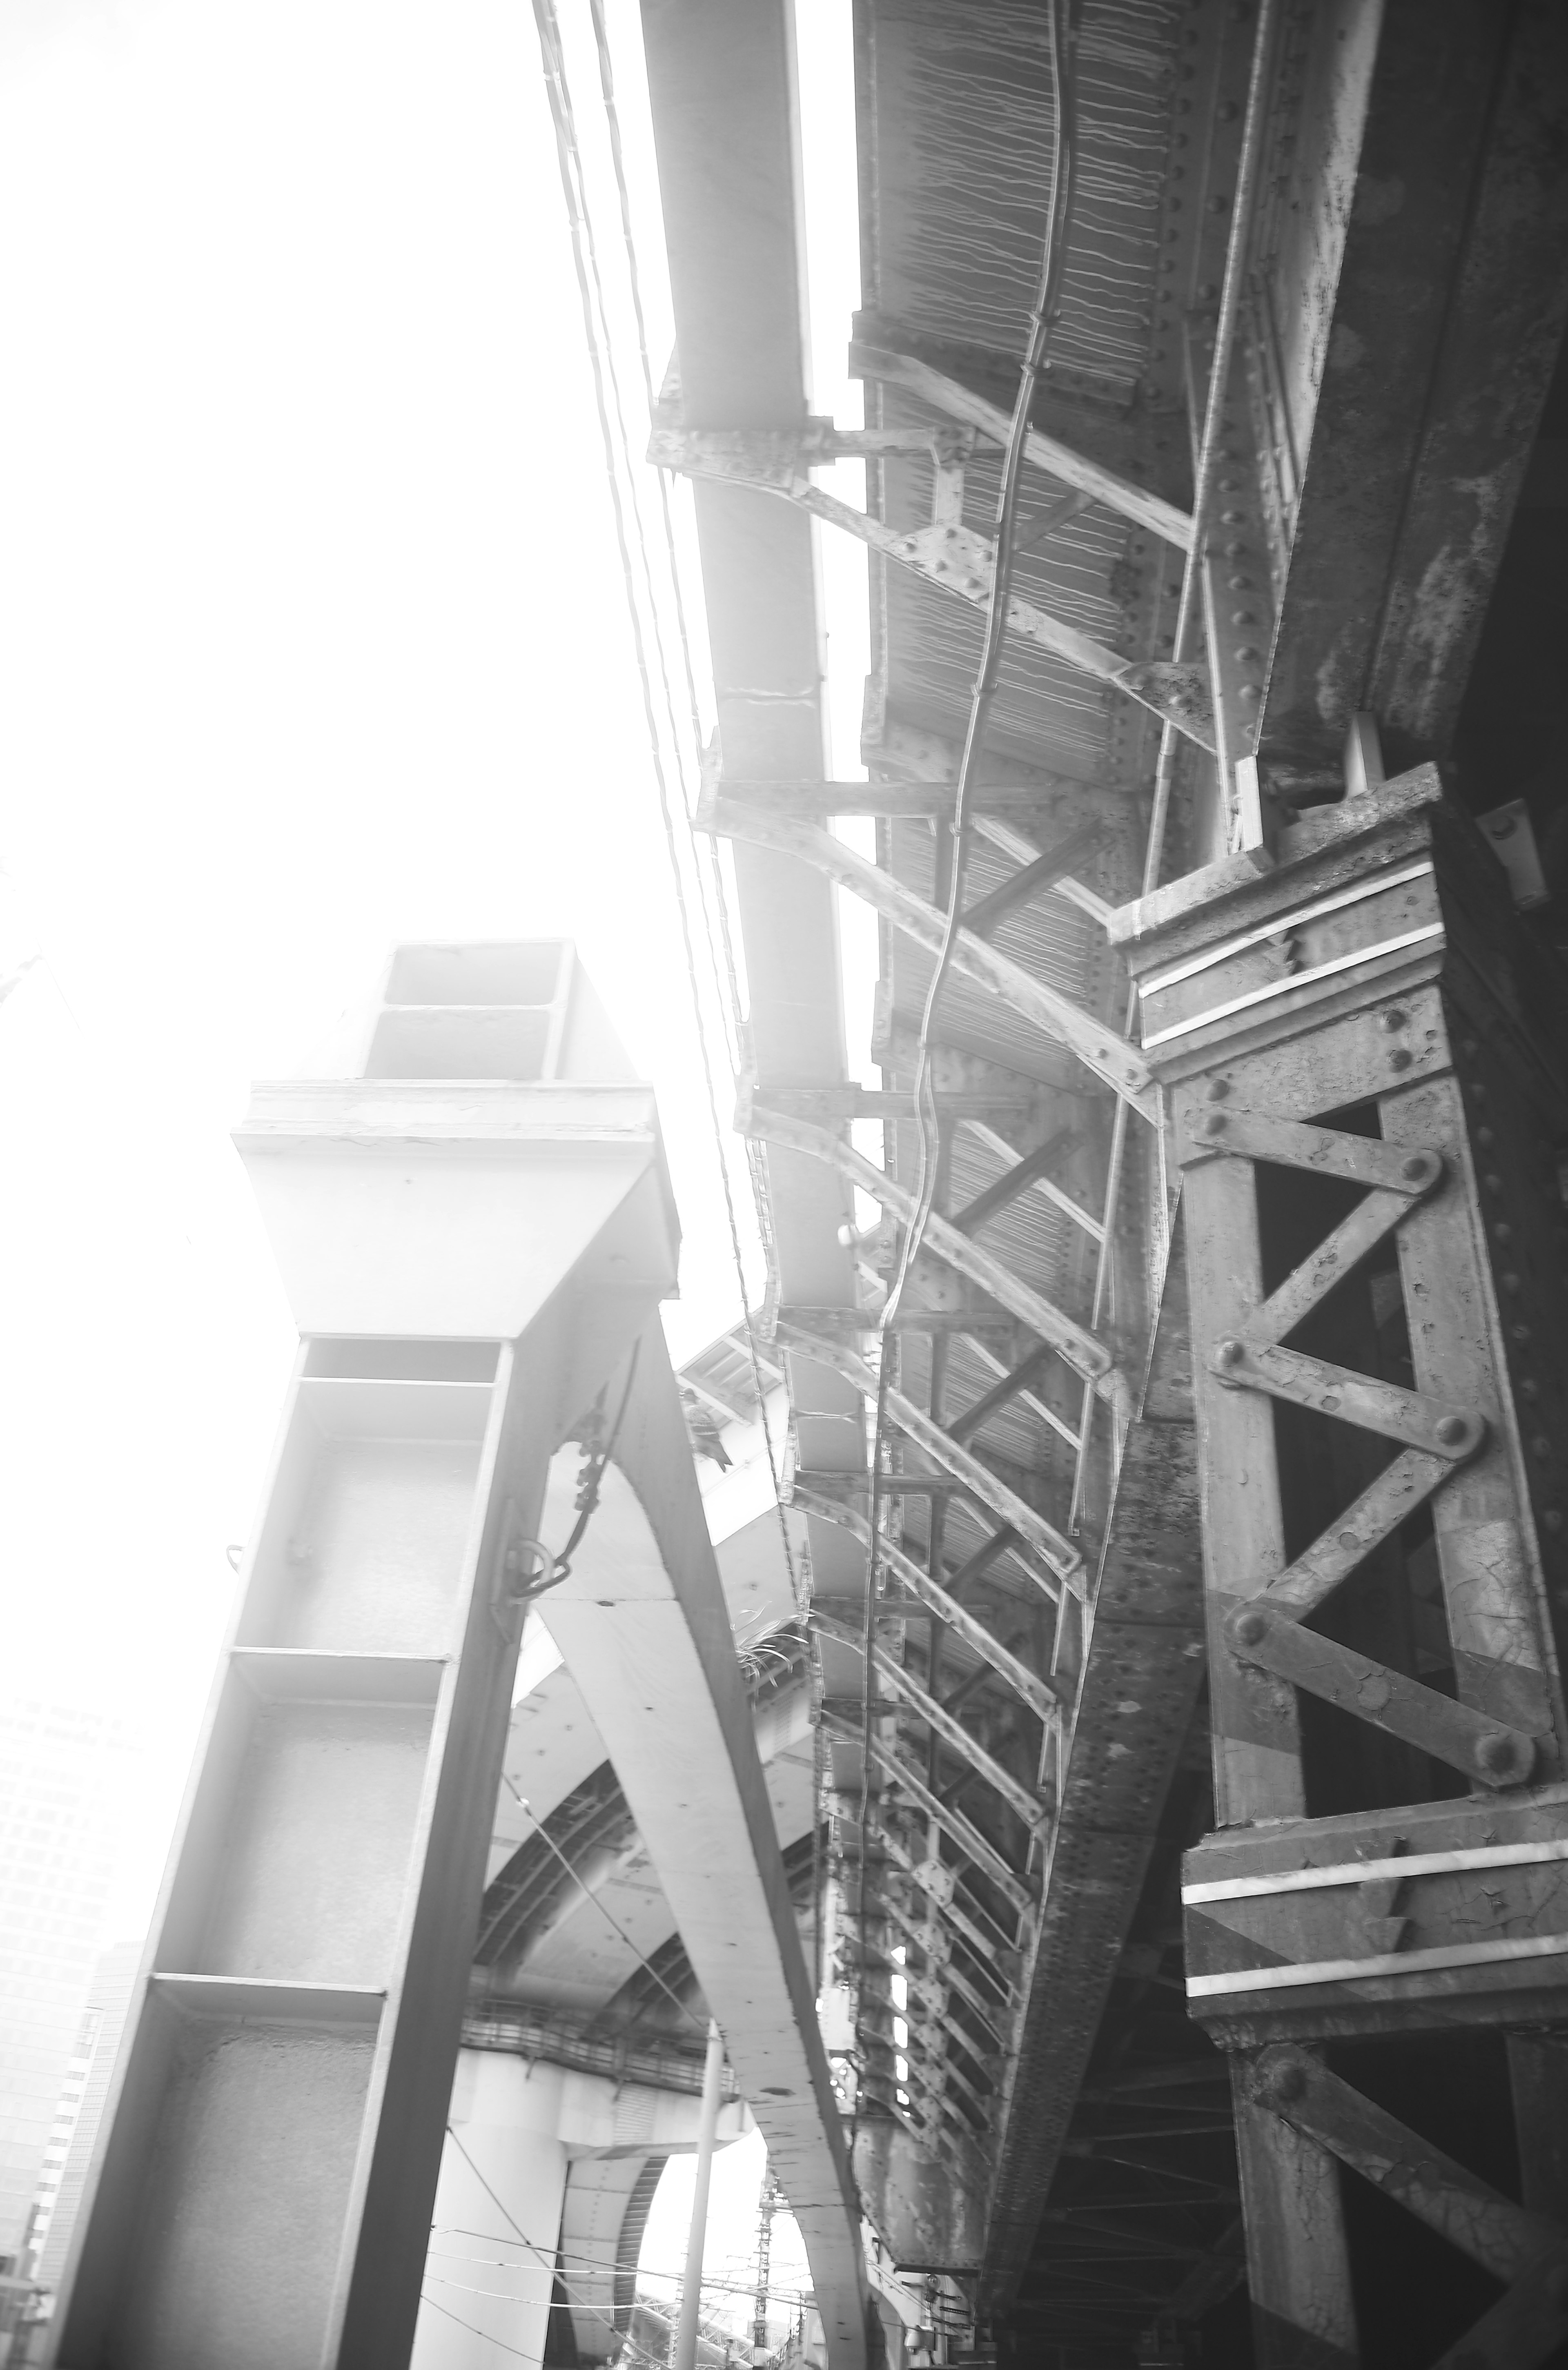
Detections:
711,800,1156,1112
779,1320,1085,1581
849,339,1194,553
813,1606,1054,1832
752,1086,1033,1123
778,1304,1018,1339
710,777,1072,819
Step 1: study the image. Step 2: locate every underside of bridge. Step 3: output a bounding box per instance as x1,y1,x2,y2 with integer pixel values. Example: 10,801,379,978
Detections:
646,0,1568,2365
43,6,1568,2370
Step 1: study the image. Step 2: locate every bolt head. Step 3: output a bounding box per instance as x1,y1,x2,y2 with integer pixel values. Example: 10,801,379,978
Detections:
1205,1111,1229,1135
1256,2056,1307,2109
1476,1731,1531,1782
1434,1414,1471,1449
1402,1153,1437,1184
1205,1078,1231,1103
1216,1339,1246,1369
1389,1048,1414,1071
1380,1009,1407,1033
1232,1607,1269,1648
1545,1510,1564,1535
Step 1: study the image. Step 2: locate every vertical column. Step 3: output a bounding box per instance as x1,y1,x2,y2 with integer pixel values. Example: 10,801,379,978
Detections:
1183,1149,1303,1825
413,2054,572,2370
51,945,678,2370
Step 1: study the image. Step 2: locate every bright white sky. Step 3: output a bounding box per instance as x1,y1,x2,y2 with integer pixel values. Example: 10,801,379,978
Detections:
0,0,866,1899
0,0,866,2320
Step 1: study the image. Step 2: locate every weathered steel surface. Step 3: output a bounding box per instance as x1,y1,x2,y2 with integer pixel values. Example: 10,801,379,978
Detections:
1260,0,1568,780
978,1414,1206,2311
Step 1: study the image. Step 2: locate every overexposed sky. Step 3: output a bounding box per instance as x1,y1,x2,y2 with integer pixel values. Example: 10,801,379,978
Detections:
0,0,866,1937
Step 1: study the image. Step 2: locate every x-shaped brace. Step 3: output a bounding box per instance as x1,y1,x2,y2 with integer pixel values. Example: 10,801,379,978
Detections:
1180,1107,1535,1789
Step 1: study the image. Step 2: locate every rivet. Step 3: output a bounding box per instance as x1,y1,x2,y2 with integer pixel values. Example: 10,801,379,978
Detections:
1486,1174,1505,1194
1494,1222,1512,1243
1469,1080,1488,1100
1545,1510,1565,1535
1478,1127,1496,1147
1503,1273,1522,1294
1238,684,1261,704
1462,1038,1480,1057
1389,1049,1414,1071
1435,1415,1470,1448
1206,1078,1231,1102
1522,1378,1541,1401
1216,1339,1246,1369
1380,1009,1407,1032
1402,1154,1434,1183
1476,1732,1527,1780
1256,2056,1307,2107
1534,1437,1553,1460
1514,1324,1533,1345
1231,610,1257,626
1234,645,1263,662
1228,574,1254,590
1232,1606,1269,1646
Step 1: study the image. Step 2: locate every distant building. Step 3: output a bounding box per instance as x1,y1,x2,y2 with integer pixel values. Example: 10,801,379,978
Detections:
0,1703,139,2262
28,1938,141,2287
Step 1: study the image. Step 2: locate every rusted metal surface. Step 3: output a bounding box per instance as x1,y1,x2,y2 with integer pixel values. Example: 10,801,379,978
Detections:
1259,0,1568,784
979,1414,1207,2310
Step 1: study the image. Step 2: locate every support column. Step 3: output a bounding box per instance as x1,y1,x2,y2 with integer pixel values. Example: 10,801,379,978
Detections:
1116,768,1568,2367
414,2055,571,2370
51,945,679,2370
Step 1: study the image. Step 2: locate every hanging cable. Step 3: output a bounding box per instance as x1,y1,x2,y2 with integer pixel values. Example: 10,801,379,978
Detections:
853,0,1079,2109
498,1772,709,2038
530,0,802,1618
417,2292,543,2363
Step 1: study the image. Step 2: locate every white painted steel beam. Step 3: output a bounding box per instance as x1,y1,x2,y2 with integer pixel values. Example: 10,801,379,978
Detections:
538,1328,872,2370
49,949,684,2370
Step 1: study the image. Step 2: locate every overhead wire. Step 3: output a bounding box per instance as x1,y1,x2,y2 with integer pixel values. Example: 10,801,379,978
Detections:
531,0,801,1618
582,0,800,1615
430,2237,813,2304
441,2126,766,2361
497,1771,709,2038
852,0,1080,2111
416,2291,543,2362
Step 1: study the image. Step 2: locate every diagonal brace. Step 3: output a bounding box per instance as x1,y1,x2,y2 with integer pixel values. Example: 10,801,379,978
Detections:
748,1101,1123,1399
820,1708,1034,1916
1252,2047,1563,2282
812,1604,1053,1833
713,802,1158,1113
1225,1603,1536,1789
780,1319,1083,1581
791,1483,1064,1713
